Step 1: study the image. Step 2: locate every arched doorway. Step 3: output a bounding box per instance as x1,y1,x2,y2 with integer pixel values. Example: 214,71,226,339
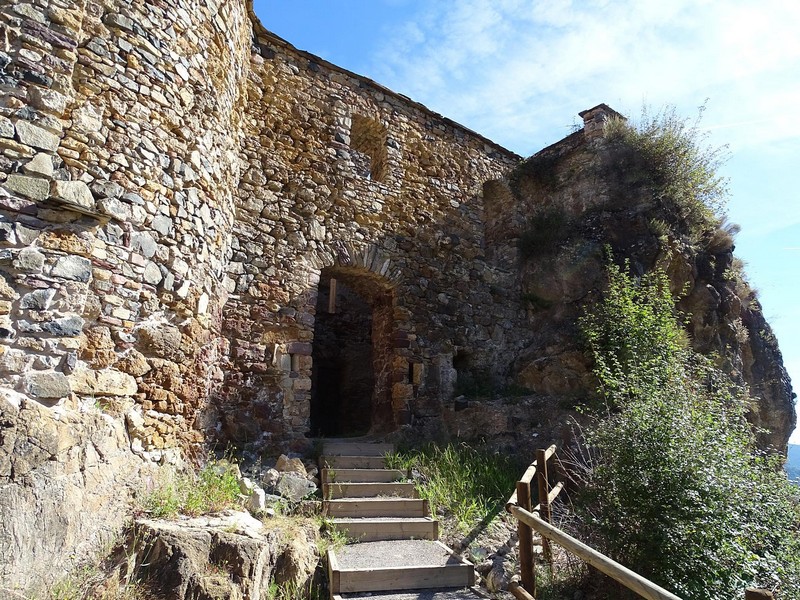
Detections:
310,267,395,437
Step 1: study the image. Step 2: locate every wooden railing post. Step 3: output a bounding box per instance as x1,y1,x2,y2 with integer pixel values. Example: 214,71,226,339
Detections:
516,479,536,595
536,448,553,564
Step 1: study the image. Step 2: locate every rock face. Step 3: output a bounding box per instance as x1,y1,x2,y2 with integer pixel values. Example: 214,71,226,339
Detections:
132,512,318,600
0,389,157,595
0,0,794,594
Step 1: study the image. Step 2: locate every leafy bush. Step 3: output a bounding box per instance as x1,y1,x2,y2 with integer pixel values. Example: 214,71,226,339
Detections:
387,443,518,534
574,261,800,599
142,459,242,518
603,105,729,240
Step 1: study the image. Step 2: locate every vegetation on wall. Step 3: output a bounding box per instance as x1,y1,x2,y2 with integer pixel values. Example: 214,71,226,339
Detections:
572,261,800,600
603,105,730,241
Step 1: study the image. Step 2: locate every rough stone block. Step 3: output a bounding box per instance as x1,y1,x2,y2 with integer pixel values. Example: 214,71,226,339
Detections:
15,121,60,152
51,180,94,209
22,153,54,177
19,288,56,310
69,368,137,396
4,175,49,200
24,371,71,399
0,116,14,138
28,86,68,116
51,255,92,282
41,315,84,337
13,248,45,272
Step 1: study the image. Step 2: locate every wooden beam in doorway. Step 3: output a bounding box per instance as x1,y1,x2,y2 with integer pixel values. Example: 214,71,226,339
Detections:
329,278,337,313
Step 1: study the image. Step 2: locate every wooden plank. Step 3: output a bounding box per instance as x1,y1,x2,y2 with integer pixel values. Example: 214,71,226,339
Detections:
324,482,417,499
510,506,683,600
326,498,426,518
322,468,405,483
329,278,337,313
321,456,387,470
509,581,536,600
537,448,553,564
533,481,564,513
327,548,340,597
331,517,438,542
336,564,474,593
516,480,535,595
322,442,394,456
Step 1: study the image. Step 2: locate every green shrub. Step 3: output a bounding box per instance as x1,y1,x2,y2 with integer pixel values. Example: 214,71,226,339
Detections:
387,443,518,534
575,261,800,599
603,105,729,240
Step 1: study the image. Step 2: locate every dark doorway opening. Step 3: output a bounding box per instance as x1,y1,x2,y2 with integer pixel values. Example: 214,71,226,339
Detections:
310,268,394,437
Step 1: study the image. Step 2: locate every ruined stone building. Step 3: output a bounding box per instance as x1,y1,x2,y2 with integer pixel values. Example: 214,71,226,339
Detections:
0,0,794,592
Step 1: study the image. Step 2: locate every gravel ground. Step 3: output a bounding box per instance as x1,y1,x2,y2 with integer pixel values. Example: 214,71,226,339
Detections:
336,540,465,569
340,588,487,599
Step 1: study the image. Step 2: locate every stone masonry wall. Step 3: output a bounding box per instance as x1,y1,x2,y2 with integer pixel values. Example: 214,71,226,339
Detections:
218,21,523,447
0,0,251,591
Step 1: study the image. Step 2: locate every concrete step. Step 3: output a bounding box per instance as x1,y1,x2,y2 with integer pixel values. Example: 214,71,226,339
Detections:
326,498,429,518
331,517,438,542
334,588,489,600
328,540,475,595
323,441,394,457
321,455,389,470
322,468,406,483
325,482,417,499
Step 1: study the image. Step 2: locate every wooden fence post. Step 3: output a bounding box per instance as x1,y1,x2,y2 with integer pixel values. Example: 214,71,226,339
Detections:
536,448,553,565
516,479,535,595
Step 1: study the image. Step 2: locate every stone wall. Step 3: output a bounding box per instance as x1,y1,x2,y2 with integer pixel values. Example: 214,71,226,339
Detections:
217,20,523,447
0,0,252,591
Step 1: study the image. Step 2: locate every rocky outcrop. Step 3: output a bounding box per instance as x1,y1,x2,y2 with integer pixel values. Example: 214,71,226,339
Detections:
0,389,158,596
131,512,318,600
501,106,795,451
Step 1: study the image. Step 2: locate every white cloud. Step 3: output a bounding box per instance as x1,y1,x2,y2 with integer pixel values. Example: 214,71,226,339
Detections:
369,0,800,154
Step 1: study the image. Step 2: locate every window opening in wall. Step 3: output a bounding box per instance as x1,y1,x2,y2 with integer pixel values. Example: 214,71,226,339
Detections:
350,114,388,182
310,268,395,437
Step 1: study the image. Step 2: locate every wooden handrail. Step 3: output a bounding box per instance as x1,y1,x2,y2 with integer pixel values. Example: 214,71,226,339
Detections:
509,505,683,600
505,444,557,509
532,481,564,513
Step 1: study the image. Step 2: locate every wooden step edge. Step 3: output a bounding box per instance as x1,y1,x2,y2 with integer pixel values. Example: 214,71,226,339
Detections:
323,482,418,500
333,564,476,594
324,498,429,518
322,442,394,457
321,468,407,483
332,586,492,600
320,456,389,469
332,585,492,600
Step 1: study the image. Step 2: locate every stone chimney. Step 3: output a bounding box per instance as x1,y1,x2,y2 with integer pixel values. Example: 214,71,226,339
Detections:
579,103,626,140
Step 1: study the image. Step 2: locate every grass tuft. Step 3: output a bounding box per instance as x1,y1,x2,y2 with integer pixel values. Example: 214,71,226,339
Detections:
386,442,518,534
141,458,241,519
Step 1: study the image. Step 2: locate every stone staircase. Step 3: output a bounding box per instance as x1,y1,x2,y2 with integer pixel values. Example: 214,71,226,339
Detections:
321,441,487,600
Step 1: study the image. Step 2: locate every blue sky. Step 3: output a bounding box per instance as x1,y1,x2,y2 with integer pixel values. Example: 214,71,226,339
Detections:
253,0,800,444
